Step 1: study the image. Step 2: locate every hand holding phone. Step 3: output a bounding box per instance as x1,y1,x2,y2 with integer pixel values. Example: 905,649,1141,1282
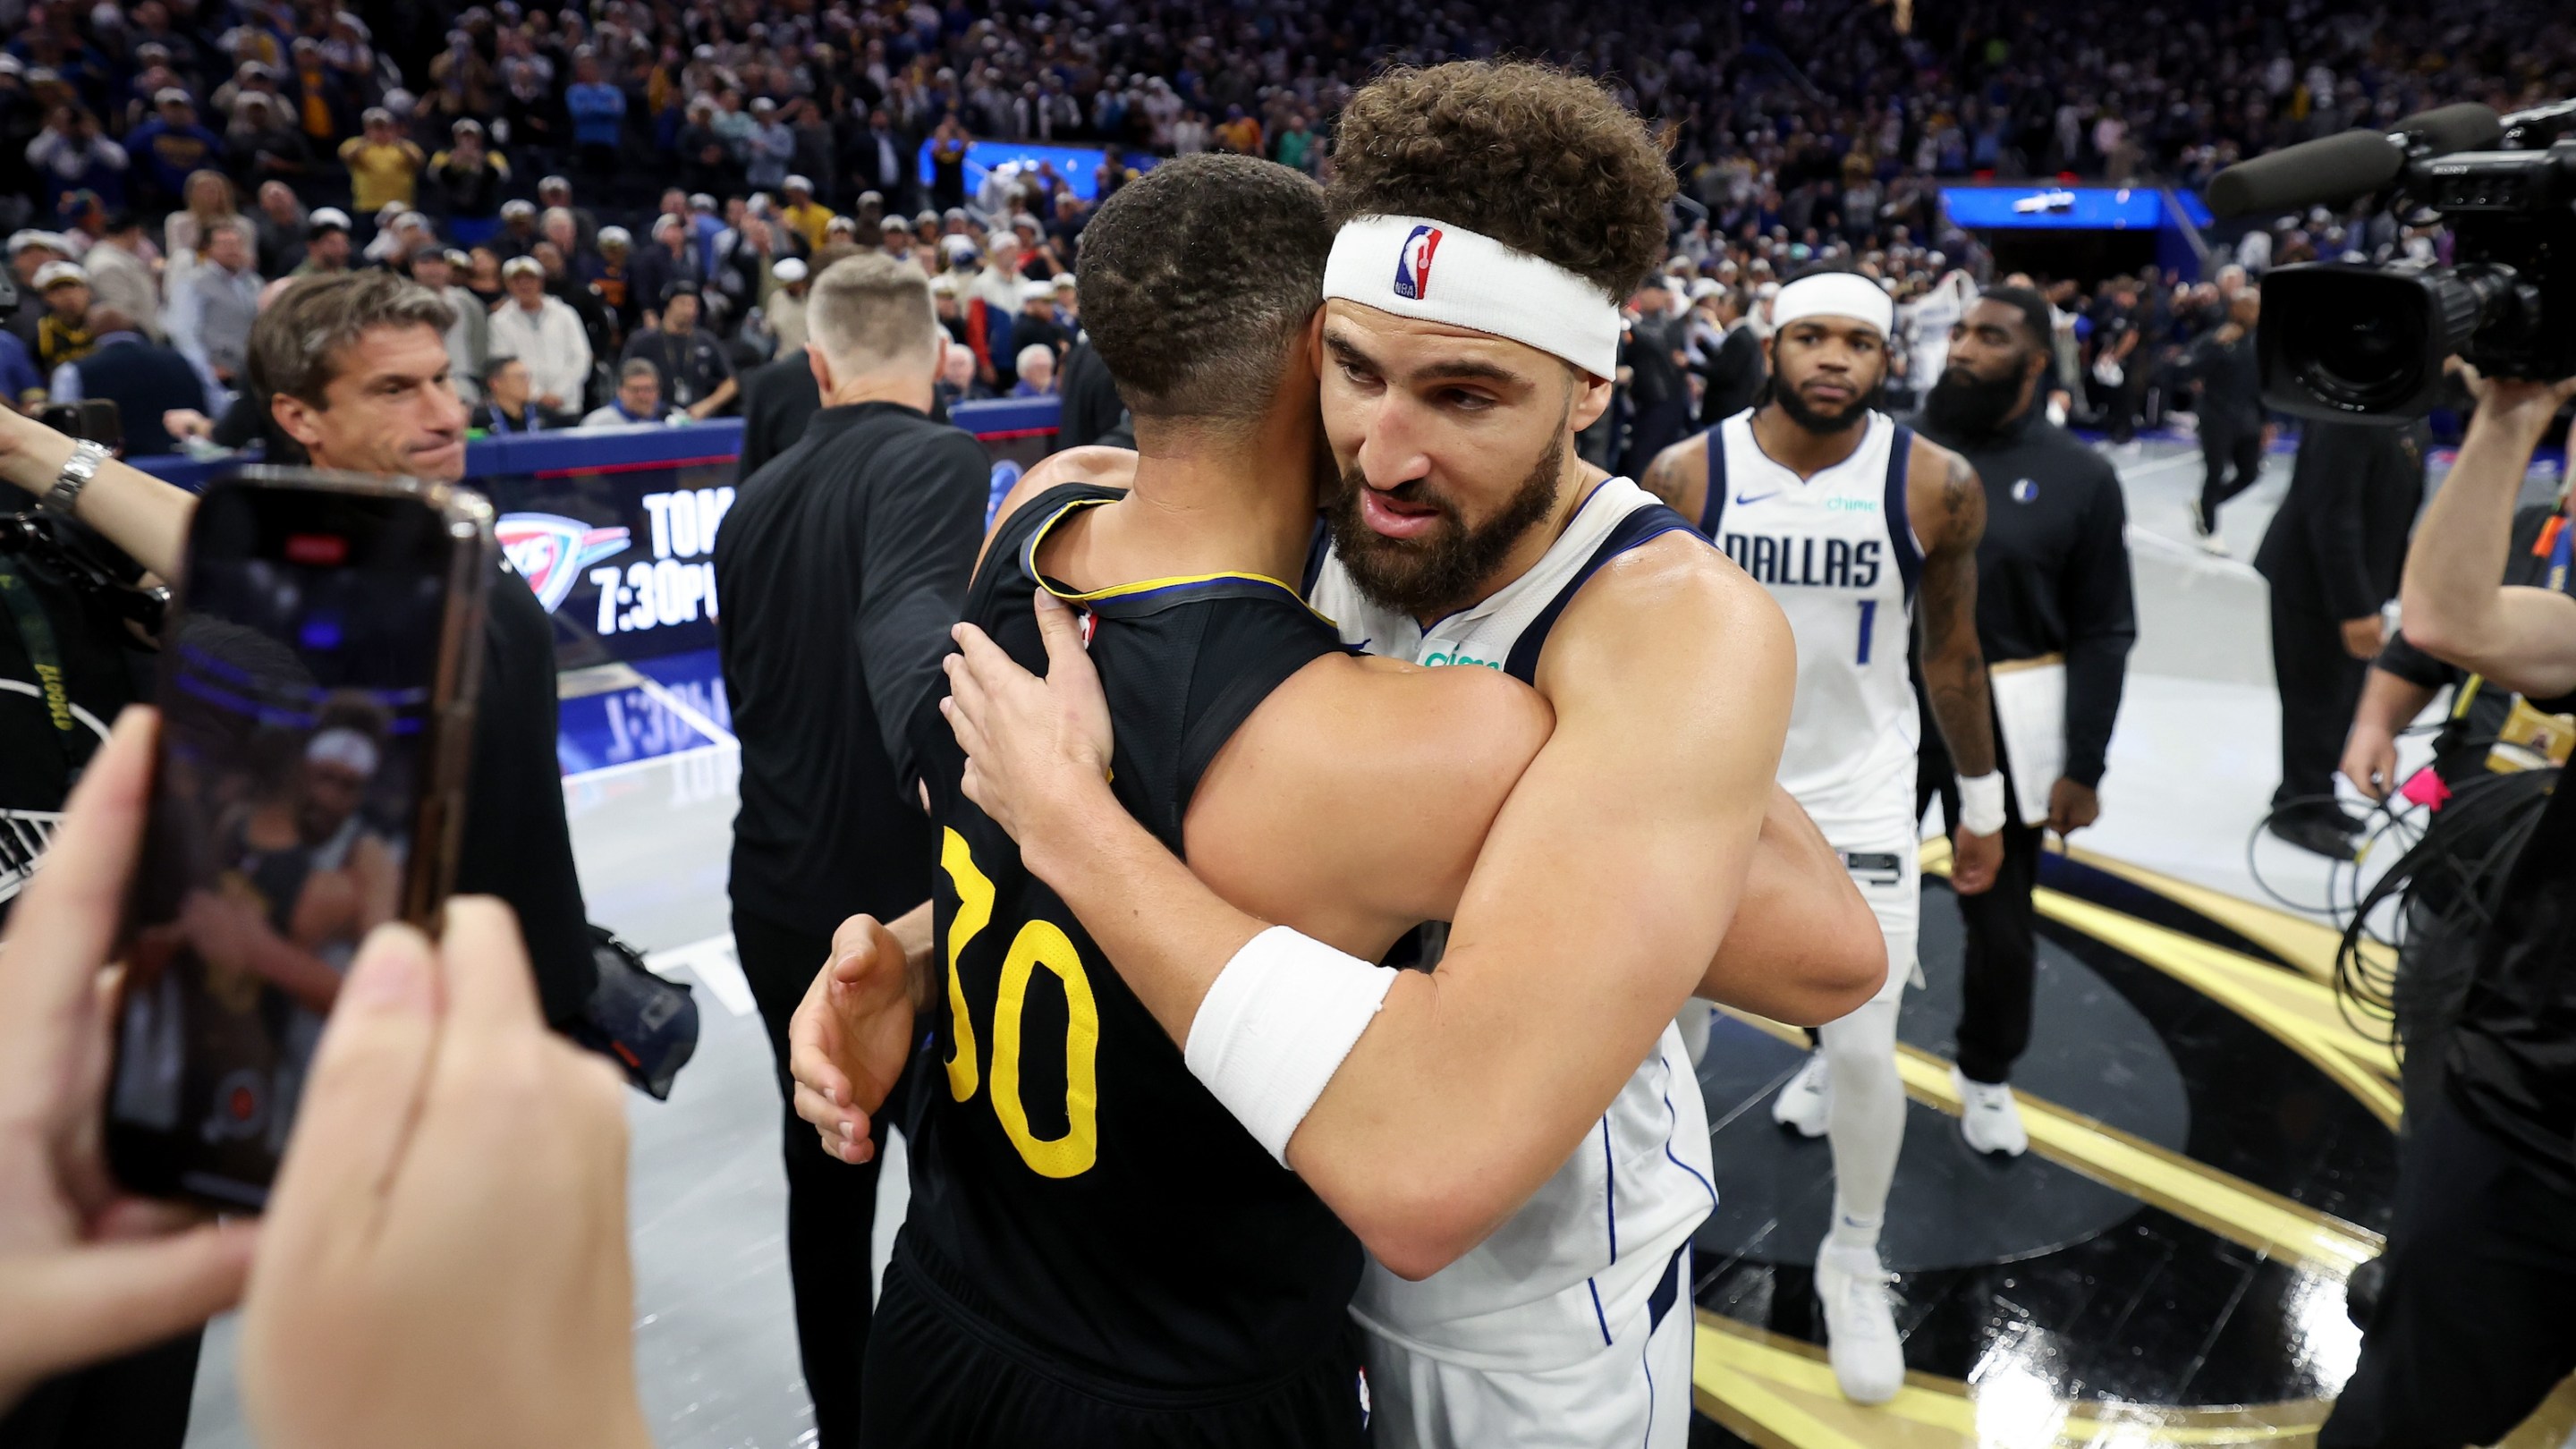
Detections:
0,710,256,1416
105,470,494,1209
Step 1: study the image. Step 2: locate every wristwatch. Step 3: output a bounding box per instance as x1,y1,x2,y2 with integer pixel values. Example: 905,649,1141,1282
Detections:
39,438,108,520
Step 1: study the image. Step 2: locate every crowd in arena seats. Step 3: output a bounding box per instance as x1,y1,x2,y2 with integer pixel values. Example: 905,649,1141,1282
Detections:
0,0,2568,444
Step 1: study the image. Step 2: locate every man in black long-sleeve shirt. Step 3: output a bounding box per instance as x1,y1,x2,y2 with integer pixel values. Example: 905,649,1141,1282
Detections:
2177,288,2266,554
2253,418,2426,859
713,253,988,1449
1911,289,2137,1154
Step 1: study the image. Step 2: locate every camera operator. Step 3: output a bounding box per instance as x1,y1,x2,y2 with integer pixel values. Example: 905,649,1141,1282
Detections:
2320,371,2576,1449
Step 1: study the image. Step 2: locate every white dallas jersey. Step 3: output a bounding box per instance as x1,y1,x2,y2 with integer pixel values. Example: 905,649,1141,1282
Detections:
1700,409,1923,833
1309,476,1719,1370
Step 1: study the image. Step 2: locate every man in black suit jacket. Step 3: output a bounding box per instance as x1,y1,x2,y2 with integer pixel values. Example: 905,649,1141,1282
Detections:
2252,419,2428,858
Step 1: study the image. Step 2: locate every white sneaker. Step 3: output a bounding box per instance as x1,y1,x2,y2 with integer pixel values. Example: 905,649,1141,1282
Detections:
1771,1049,1831,1138
1952,1065,2029,1157
1816,1242,1905,1405
2198,530,2233,558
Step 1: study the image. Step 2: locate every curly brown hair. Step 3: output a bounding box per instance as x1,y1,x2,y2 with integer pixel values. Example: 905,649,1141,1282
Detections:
1326,61,1674,303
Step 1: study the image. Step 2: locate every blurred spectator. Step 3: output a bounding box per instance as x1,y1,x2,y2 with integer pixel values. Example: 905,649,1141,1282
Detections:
166,217,260,394
162,169,241,295
1012,279,1070,364
745,97,794,192
535,240,619,369
1010,343,1055,397
292,208,351,277
29,261,95,378
565,49,625,182
470,355,568,434
249,179,305,275
538,177,599,253
779,176,835,253
462,246,504,310
47,303,203,454
1620,280,1690,479
838,109,909,215
927,115,968,210
81,212,158,341
932,340,986,412
410,247,487,405
123,89,220,216
29,106,127,217
338,108,424,217
493,199,541,260
6,232,72,343
1216,104,1261,155
223,91,307,194
631,215,699,330
428,119,508,245
621,282,736,419
579,226,640,340
765,257,812,357
487,254,591,415
583,357,666,427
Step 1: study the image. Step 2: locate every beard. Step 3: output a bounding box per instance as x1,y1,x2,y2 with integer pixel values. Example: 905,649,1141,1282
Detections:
1770,374,1884,436
1921,362,2029,443
1326,431,1566,621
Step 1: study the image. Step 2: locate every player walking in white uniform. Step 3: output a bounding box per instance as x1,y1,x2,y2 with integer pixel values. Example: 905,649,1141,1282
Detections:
1644,268,2006,1406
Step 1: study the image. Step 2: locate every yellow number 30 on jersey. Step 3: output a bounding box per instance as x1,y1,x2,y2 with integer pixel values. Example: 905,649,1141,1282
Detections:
938,828,1102,1178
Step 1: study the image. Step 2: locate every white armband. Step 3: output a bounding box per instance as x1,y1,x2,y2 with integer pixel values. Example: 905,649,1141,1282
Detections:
1184,926,1398,1165
1956,771,2008,835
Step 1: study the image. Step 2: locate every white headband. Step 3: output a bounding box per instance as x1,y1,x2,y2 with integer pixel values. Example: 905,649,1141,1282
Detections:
1321,215,1623,379
1771,272,1894,337
306,727,380,778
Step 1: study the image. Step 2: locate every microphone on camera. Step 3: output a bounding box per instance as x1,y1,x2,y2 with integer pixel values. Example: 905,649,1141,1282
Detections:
2204,104,2504,219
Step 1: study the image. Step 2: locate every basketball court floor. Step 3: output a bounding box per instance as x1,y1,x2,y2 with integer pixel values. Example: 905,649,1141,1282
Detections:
176,436,2576,1448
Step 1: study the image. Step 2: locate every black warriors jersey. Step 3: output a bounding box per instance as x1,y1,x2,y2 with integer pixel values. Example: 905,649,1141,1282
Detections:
899,483,1358,1391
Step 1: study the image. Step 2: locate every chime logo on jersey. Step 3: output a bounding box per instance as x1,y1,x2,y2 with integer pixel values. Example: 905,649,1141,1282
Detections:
1394,224,1443,300
496,513,632,614
1718,530,1884,589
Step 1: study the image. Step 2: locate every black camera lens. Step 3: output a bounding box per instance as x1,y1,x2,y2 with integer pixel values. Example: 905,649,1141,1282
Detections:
2288,302,2428,411
2259,264,2499,421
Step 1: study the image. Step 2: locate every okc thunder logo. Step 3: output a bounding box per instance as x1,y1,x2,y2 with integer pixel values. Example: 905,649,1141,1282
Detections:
1393,225,1443,300
497,513,631,614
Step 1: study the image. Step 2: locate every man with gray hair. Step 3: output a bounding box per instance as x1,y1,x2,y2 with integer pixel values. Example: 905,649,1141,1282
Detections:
711,250,987,1446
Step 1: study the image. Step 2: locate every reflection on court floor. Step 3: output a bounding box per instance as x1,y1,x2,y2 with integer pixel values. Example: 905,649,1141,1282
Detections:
1688,843,2576,1448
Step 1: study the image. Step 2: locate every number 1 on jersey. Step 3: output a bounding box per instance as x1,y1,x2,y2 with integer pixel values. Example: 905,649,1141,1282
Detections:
1855,599,1878,665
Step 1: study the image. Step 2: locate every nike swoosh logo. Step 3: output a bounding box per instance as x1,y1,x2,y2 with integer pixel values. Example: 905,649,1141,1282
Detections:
1732,490,1780,506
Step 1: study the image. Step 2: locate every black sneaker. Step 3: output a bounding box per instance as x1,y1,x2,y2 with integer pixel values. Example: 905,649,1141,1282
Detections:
2267,813,2360,862
570,925,700,1100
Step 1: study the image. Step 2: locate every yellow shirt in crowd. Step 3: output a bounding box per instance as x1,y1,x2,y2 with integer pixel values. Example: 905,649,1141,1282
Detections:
339,138,426,213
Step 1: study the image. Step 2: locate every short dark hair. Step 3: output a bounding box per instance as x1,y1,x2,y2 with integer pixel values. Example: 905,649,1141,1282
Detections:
249,271,458,407
1326,62,1674,303
1981,285,2056,352
1074,152,1328,424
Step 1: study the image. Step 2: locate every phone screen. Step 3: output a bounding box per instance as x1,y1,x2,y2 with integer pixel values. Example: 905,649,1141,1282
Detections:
106,481,470,1208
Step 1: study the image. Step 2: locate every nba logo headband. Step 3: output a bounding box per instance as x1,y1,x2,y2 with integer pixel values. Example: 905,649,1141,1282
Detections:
1321,214,1625,379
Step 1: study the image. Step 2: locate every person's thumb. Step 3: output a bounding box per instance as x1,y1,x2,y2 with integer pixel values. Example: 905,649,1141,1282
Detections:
1031,589,1089,677
0,1224,254,1391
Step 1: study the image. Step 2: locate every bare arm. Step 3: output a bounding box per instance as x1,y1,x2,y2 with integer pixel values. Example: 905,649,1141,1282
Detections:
1638,432,1709,523
2399,377,2576,701
0,407,194,580
1911,438,1997,779
945,541,1796,1278
1699,784,1884,1021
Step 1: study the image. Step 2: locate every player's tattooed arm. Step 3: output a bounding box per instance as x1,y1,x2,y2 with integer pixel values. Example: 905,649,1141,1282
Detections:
1638,435,1706,520
1912,441,1998,778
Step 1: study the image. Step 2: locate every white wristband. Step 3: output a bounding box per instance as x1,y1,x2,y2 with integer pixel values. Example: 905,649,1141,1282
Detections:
1957,772,2008,835
1184,926,1397,1165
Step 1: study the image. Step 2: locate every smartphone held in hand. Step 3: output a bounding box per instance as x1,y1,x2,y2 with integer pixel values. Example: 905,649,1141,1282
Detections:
103,468,494,1210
